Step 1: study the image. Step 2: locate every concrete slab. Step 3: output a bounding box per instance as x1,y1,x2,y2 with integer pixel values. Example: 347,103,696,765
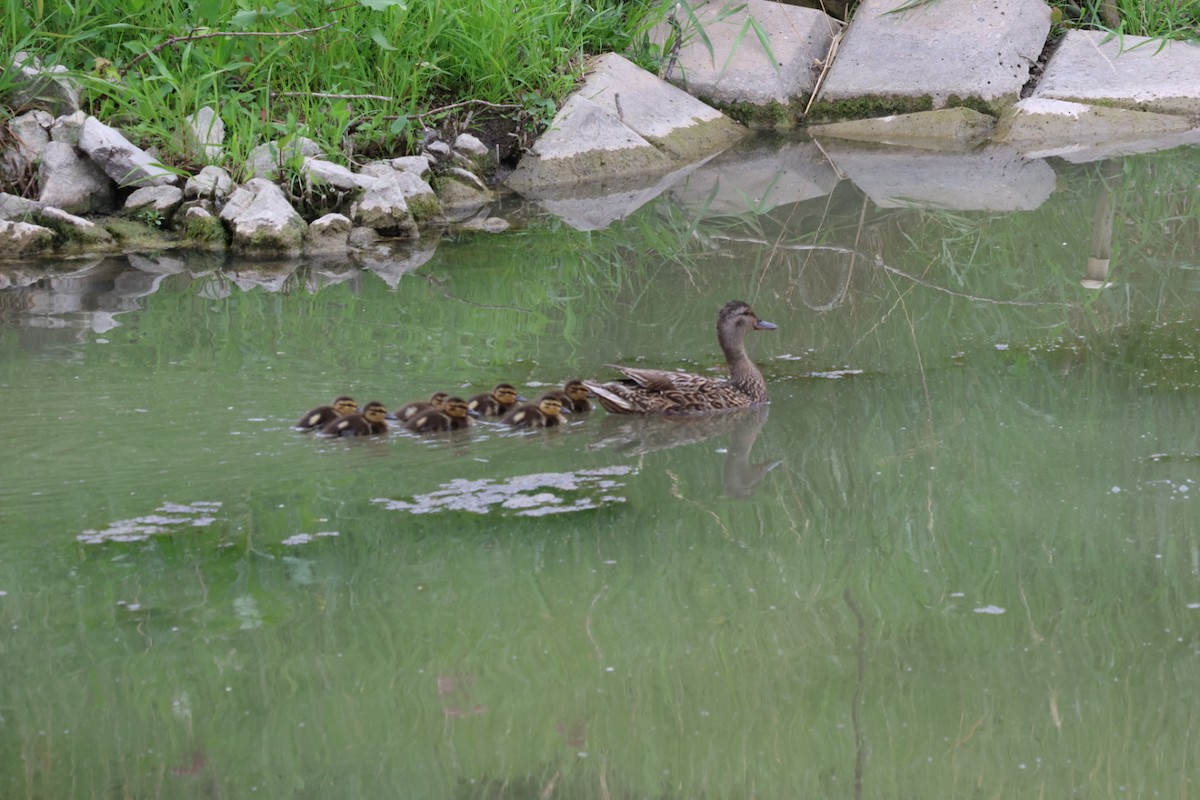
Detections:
807,108,996,150
818,141,1056,212
667,138,840,215
507,53,744,195
1034,31,1200,116
995,97,1196,160
651,0,841,125
815,0,1049,119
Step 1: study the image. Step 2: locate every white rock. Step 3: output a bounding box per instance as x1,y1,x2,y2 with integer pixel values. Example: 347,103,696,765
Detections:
78,117,178,188
183,106,225,162
184,165,235,200
219,178,307,253
38,141,116,213
0,219,55,257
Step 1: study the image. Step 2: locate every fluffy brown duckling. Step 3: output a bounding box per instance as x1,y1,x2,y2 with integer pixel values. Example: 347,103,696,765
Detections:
404,396,473,433
394,392,450,423
500,394,566,428
561,379,592,413
467,383,522,417
318,400,390,437
296,396,357,430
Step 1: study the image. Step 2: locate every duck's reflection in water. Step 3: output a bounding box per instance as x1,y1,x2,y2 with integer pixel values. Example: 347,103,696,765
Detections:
588,405,781,498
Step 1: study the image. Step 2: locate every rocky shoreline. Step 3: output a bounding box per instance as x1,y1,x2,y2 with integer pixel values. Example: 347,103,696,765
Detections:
2,0,1198,263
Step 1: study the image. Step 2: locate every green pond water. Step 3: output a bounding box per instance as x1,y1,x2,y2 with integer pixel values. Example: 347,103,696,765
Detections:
3,148,1200,798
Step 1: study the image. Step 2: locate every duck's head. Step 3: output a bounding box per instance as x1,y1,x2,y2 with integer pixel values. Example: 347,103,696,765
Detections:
362,401,389,424
429,392,451,408
718,300,777,336
333,396,358,415
493,383,521,405
563,380,589,403
538,395,565,417
443,396,470,419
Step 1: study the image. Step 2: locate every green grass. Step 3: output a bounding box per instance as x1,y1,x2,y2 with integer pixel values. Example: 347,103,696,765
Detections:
0,0,668,180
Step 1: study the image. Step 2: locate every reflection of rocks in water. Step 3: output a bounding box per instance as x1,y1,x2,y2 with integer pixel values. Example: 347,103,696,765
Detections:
590,406,780,498
0,256,174,334
372,467,633,517
354,238,437,289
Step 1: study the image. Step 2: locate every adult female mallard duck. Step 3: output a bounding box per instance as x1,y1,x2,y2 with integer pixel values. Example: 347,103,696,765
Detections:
467,383,522,417
394,392,449,423
583,300,776,415
405,396,473,433
319,400,390,436
501,394,566,428
296,396,357,430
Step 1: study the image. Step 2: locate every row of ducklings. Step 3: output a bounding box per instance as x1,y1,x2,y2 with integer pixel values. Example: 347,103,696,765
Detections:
295,380,593,437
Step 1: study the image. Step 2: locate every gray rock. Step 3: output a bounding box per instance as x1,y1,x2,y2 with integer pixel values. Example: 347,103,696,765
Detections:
1034,31,1200,116
124,185,185,217
808,108,997,149
184,165,235,200
654,0,840,121
507,53,744,193
50,110,88,146
452,133,494,175
1,111,50,189
183,106,225,162
247,137,323,180
0,192,43,221
36,206,116,247
303,158,374,191
6,52,81,116
457,216,511,234
436,169,495,221
0,219,54,258
820,141,1055,212
306,213,353,253
453,133,489,157
815,0,1049,117
38,141,116,213
78,116,178,187
424,140,452,160
181,205,227,247
351,173,419,236
389,155,433,177
219,178,307,253
348,226,381,249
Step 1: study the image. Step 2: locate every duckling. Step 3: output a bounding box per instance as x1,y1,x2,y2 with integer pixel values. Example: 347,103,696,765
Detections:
296,396,357,430
500,394,566,428
467,383,522,417
318,400,390,436
561,379,592,413
405,396,473,433
394,392,450,423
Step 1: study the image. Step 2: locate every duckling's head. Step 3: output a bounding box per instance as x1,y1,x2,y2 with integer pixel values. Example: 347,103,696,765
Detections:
333,396,358,415
362,401,389,424
538,396,564,417
563,380,589,403
429,392,451,408
493,384,520,405
443,396,470,418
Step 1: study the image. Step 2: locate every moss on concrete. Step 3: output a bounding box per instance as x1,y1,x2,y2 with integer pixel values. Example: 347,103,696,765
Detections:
805,94,935,124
